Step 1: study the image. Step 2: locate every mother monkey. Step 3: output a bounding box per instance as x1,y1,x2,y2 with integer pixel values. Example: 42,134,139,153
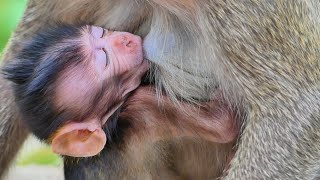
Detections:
1,0,320,179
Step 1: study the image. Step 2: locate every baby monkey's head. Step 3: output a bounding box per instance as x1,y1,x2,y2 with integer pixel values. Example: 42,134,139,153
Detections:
3,24,148,157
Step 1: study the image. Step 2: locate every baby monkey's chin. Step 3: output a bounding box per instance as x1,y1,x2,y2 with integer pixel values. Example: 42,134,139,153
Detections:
100,59,149,127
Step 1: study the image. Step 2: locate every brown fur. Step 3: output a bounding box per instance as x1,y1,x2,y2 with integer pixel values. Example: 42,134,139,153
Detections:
1,0,320,179
120,87,236,179
64,86,236,179
0,78,28,178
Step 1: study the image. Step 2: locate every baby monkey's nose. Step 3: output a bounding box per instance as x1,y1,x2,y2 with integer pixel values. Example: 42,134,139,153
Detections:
123,36,133,47
104,31,142,50
120,33,141,48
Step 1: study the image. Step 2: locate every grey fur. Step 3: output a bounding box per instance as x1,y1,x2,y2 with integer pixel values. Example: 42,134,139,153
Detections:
1,0,320,179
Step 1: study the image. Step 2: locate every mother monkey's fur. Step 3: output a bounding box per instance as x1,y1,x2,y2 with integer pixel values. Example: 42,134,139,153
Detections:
1,0,320,179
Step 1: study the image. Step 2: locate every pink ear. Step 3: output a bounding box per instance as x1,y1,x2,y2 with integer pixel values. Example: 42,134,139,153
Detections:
51,119,106,157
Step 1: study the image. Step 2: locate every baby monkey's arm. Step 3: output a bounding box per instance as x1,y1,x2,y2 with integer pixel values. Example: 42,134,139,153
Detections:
121,86,239,144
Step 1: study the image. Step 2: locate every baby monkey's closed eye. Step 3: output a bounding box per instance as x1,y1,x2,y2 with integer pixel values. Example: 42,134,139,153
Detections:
100,29,109,66
102,48,109,66
101,28,106,38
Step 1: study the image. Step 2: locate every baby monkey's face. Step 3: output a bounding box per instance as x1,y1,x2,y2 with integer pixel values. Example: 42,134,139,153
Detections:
51,26,148,157
55,26,148,113
88,26,145,77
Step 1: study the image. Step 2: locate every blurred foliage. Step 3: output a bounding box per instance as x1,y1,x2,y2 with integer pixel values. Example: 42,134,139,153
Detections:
16,136,63,166
17,146,62,166
0,0,28,53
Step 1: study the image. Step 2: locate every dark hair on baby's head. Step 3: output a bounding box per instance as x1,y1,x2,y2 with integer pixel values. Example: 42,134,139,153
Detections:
2,24,88,140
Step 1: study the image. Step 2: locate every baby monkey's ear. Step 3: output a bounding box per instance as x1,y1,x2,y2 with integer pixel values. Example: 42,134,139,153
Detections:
51,118,106,157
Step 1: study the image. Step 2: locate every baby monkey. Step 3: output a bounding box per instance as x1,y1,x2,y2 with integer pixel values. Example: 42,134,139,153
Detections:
3,24,238,159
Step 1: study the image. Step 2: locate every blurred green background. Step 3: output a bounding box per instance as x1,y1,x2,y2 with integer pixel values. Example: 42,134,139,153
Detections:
0,0,62,167
0,0,27,53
